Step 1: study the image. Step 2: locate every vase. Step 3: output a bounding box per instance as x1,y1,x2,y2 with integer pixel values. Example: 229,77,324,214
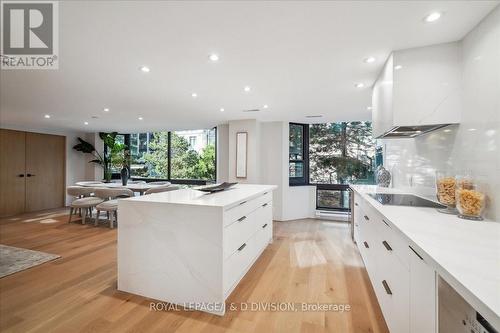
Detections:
120,166,129,186
376,166,391,187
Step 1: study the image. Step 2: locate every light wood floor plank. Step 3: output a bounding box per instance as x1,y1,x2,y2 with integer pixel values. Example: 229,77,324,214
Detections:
0,209,388,333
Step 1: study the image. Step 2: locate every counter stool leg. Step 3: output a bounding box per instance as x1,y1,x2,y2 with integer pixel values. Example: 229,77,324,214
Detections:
68,207,73,223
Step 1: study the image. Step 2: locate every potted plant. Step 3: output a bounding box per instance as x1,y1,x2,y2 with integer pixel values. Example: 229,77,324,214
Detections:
73,132,127,183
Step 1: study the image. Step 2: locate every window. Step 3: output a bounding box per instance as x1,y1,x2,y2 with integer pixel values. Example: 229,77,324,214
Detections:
288,121,379,211
289,123,308,185
110,128,216,184
188,136,197,149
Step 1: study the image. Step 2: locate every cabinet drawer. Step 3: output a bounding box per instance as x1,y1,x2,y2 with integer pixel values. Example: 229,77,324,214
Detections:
224,231,260,295
224,191,272,227
224,208,258,259
376,252,410,333
363,201,410,268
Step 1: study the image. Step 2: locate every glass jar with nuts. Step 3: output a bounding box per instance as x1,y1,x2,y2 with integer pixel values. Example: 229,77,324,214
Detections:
435,171,458,214
455,175,486,221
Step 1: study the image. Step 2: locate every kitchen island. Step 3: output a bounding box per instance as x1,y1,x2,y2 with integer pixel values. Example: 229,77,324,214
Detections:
117,184,276,315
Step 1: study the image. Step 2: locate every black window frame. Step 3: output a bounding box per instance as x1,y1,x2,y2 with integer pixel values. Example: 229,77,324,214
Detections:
105,128,217,186
288,122,309,186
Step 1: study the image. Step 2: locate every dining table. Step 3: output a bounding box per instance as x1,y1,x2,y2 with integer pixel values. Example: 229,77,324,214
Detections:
75,181,163,195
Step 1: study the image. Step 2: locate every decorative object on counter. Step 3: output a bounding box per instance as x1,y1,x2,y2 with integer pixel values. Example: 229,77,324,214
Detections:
376,166,391,187
455,175,486,221
435,171,458,214
196,182,237,193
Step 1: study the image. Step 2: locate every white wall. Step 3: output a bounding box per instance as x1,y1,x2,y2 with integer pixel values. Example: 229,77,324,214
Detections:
228,119,261,183
0,125,91,205
225,119,315,221
216,124,229,183
383,6,500,221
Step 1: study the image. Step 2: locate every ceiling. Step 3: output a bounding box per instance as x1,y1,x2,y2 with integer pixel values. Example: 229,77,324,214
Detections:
1,1,498,133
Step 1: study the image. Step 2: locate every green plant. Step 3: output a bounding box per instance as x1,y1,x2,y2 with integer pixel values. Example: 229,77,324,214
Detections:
73,132,127,182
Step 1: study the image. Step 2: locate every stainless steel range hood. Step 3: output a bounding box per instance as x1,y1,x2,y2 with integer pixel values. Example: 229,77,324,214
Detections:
376,124,451,139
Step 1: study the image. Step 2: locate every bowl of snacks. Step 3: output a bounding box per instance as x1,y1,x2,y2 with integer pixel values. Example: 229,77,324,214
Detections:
435,171,457,214
455,176,486,221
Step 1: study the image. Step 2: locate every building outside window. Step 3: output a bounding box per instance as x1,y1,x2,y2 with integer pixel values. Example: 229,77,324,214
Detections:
113,128,216,183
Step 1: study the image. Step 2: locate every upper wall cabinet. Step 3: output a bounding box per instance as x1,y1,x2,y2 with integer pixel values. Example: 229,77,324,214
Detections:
372,42,462,139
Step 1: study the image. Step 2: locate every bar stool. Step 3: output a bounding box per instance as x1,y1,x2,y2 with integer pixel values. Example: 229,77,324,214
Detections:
67,186,103,224
94,188,134,228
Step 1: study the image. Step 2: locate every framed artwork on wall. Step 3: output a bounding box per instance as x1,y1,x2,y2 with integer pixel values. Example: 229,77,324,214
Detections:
236,132,247,178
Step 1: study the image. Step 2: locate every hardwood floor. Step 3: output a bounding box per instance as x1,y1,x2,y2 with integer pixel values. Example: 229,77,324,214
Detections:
0,209,388,333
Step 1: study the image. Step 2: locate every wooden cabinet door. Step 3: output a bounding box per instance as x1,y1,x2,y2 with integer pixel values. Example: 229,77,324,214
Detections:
25,132,65,212
0,129,26,217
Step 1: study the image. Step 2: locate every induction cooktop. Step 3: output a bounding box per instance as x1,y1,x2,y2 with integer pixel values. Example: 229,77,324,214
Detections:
367,193,446,208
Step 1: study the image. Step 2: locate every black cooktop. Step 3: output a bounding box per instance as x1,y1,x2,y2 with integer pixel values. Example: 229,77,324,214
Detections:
367,193,446,208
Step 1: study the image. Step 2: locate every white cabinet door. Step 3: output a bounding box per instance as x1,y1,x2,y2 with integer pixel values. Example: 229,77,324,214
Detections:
409,246,437,333
372,54,394,138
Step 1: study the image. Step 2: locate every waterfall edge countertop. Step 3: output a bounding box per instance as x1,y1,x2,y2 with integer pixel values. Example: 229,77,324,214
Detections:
123,184,276,209
350,185,500,328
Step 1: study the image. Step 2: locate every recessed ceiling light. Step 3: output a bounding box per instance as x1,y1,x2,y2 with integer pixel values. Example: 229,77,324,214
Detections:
44,114,50,119
364,57,376,63
394,65,403,70
208,53,219,62
367,106,373,111
140,66,150,73
355,83,365,88
424,12,442,23
263,104,269,109
244,86,251,92
138,116,143,120
103,108,109,112
191,92,198,98
220,108,225,112
84,121,89,125
468,128,476,131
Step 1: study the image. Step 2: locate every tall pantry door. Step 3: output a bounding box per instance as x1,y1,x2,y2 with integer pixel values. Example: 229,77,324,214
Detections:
25,132,65,212
0,129,26,217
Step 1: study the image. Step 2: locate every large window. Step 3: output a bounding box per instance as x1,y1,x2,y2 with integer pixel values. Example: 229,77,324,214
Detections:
289,123,308,185
289,121,379,210
112,128,216,184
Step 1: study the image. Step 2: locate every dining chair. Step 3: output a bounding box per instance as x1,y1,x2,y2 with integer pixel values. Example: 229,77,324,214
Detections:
148,181,171,185
144,185,179,195
94,188,134,228
67,187,104,224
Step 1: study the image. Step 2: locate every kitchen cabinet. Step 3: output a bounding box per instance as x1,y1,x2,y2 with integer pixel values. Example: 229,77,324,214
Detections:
372,42,462,138
355,194,438,333
409,246,437,333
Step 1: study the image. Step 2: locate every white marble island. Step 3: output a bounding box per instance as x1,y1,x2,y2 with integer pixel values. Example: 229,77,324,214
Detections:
117,184,277,315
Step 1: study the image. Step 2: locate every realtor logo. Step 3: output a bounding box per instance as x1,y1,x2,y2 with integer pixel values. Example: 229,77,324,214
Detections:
1,1,59,69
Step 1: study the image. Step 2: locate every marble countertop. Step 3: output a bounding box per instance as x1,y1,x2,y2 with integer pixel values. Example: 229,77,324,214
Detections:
123,184,277,209
350,185,500,327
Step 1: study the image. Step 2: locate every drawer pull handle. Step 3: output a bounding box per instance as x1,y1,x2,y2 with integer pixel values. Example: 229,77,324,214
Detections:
262,203,268,207
239,201,247,206
238,243,247,251
382,280,392,295
382,241,393,251
382,219,390,227
18,174,25,177
262,223,268,229
237,216,247,222
355,203,359,206
363,241,369,248
364,215,369,221
263,192,268,195
409,246,423,260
